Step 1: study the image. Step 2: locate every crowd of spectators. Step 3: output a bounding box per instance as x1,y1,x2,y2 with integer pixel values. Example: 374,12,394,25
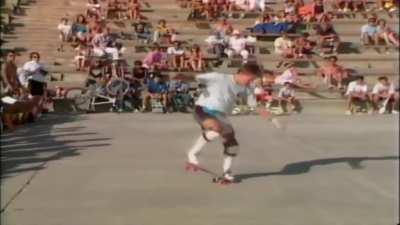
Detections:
1,0,399,132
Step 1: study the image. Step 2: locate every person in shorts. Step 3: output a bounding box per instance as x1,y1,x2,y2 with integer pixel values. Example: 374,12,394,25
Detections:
186,63,267,182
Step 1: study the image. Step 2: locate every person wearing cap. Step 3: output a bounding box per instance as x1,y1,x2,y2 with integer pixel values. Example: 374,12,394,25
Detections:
361,17,379,46
224,29,250,64
185,63,268,183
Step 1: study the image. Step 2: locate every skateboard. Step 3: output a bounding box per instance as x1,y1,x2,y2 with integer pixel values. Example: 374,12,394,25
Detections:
185,162,235,185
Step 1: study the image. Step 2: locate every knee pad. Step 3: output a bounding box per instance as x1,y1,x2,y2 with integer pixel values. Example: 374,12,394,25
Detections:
223,138,239,157
203,130,220,142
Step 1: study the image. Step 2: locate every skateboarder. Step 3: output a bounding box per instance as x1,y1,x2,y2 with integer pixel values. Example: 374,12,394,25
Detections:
186,63,268,183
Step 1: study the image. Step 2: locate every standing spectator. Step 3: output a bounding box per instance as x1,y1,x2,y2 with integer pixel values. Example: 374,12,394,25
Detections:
20,52,48,118
225,29,250,64
370,76,396,113
2,51,22,96
345,75,369,115
317,56,349,90
167,41,186,71
361,17,379,46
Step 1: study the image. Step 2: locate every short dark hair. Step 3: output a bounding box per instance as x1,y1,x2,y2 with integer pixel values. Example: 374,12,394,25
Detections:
30,52,40,59
329,56,338,61
238,63,263,77
356,75,364,81
378,76,388,81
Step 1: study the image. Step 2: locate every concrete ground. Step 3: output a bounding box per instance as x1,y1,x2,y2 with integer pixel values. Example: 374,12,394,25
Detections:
1,111,399,225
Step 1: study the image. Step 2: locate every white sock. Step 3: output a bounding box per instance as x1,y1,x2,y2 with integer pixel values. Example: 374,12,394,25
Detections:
187,131,220,164
223,156,233,174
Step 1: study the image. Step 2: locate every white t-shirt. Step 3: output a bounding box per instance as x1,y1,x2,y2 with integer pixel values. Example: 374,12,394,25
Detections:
195,72,248,114
275,69,298,85
228,36,247,52
274,37,293,54
167,46,185,55
57,23,72,35
372,82,395,95
205,35,225,45
22,61,47,83
346,81,368,96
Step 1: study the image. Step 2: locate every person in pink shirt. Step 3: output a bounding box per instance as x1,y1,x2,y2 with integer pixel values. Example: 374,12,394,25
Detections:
317,56,348,90
275,62,313,89
143,44,168,70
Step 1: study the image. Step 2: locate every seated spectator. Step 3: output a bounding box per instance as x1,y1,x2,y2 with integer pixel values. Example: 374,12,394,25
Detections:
133,22,153,44
126,78,143,112
168,76,193,112
317,56,349,90
314,21,340,55
143,44,169,70
277,82,302,113
188,0,206,20
345,75,369,115
243,31,257,55
214,18,233,37
128,0,144,20
274,33,294,58
224,29,250,63
361,17,379,46
228,0,264,18
187,44,206,72
153,19,171,43
377,19,399,48
132,60,148,80
332,0,368,13
86,0,102,17
71,14,89,44
298,0,325,22
74,43,89,71
293,32,314,58
370,76,397,113
378,0,398,16
142,74,169,113
205,31,226,58
57,18,72,52
275,62,313,89
167,41,186,71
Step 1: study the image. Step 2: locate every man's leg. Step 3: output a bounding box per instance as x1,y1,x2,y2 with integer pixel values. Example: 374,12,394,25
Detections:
221,125,239,181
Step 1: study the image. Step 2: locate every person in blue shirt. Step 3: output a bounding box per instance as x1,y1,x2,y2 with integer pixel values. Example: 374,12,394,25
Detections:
142,75,168,113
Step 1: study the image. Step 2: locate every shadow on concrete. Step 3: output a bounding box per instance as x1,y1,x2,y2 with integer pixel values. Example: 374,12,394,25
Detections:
236,156,399,182
0,114,111,179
